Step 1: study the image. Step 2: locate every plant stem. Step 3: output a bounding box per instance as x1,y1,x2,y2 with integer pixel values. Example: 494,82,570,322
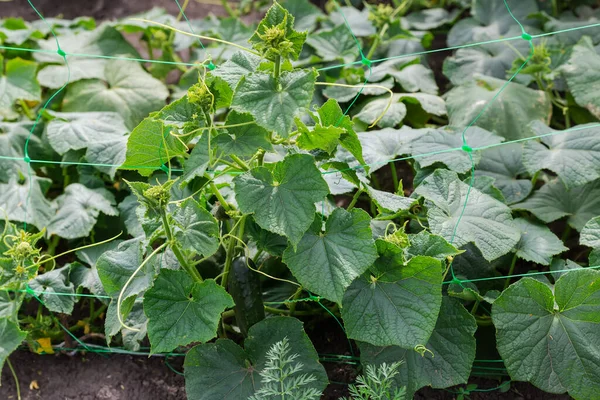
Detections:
561,224,572,243
366,23,388,59
264,306,317,316
221,216,246,289
7,358,20,400
273,55,281,82
160,209,203,282
347,189,364,211
209,182,231,212
46,235,60,257
17,100,34,120
221,0,238,18
229,154,250,171
503,253,518,290
389,162,399,193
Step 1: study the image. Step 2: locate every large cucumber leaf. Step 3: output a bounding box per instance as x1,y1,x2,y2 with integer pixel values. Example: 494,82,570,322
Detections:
492,269,600,399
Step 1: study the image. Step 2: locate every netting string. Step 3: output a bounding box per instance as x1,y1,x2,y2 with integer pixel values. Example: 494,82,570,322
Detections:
3,22,600,73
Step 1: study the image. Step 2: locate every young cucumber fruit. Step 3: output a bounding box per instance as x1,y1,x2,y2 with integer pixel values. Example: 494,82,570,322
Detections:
228,257,265,335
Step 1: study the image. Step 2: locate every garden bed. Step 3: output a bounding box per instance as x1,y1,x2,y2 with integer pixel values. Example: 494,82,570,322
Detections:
1,0,600,399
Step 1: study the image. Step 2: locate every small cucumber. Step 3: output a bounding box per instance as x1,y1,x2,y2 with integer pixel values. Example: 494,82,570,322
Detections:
228,257,265,335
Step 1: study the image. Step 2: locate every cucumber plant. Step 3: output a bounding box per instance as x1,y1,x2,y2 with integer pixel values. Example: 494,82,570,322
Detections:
0,0,600,399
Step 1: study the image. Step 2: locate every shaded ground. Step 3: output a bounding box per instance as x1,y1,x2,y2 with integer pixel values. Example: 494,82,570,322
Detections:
0,351,186,400
0,349,572,400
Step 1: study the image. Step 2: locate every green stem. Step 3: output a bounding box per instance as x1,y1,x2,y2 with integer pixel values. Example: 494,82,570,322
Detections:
209,182,231,212
160,209,203,282
273,55,281,81
17,100,34,120
45,235,60,257
503,253,518,290
389,162,399,193
366,24,388,59
347,189,364,211
264,306,318,316
221,216,246,289
229,154,250,171
561,224,572,243
289,286,303,315
530,170,540,188
7,358,21,400
221,0,238,18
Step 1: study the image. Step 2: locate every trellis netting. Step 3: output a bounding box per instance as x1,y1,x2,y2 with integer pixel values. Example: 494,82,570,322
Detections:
1,0,600,398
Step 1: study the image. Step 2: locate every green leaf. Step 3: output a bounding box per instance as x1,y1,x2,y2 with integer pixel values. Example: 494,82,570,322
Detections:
35,25,139,88
330,7,375,37
283,208,377,303
356,97,407,129
513,218,567,265
296,120,344,154
280,0,323,31
475,143,532,204
306,24,359,63
45,111,128,177
121,118,187,176
415,169,520,261
214,111,272,158
171,199,220,258
144,270,233,354
492,269,600,399
246,218,288,257
562,37,600,119
343,252,442,348
359,298,477,398
406,231,462,261
184,317,327,400
249,2,307,62
403,8,460,30
234,154,329,247
356,93,446,129
0,122,43,182
74,241,121,297
0,292,22,320
523,122,600,189
445,74,551,141
411,126,503,173
358,127,423,173
185,339,257,399
0,57,41,119
105,298,147,350
370,60,438,95
581,216,600,266
443,44,528,85
211,51,261,90
48,183,118,239
447,0,538,47
366,186,415,213
513,179,600,231
550,258,582,281
317,98,365,166
97,238,154,299
62,59,168,129
181,133,210,186
0,318,26,375
0,176,53,231
29,266,75,314
231,70,317,137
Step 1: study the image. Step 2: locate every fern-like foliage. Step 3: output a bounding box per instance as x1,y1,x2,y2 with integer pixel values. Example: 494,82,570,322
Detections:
341,362,406,400
248,337,322,400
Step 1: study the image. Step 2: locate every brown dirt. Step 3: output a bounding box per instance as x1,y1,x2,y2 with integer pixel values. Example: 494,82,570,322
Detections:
0,350,186,400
